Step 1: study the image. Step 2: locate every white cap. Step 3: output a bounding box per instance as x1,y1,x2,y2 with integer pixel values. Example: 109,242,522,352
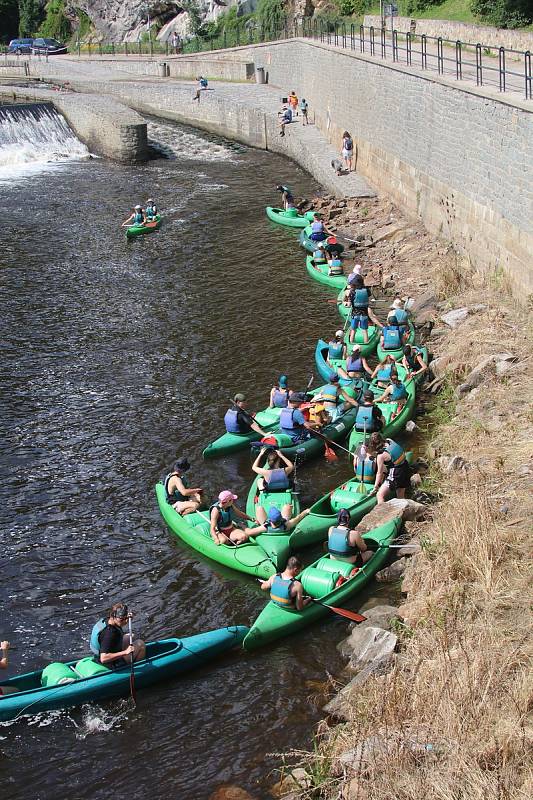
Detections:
390,298,403,309
352,264,362,274
335,329,344,337
135,204,142,209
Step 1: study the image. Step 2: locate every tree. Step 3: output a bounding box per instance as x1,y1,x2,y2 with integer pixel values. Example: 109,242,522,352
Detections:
471,0,533,28
256,0,287,33
0,0,19,42
18,0,43,36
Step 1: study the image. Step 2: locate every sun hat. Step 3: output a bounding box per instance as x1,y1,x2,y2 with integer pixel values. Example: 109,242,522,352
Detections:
390,298,403,309
352,264,362,274
233,393,246,403
134,204,142,209
219,490,237,503
268,507,283,523
335,329,344,337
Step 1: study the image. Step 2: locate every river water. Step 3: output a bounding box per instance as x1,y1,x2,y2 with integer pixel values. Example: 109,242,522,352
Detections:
0,116,400,799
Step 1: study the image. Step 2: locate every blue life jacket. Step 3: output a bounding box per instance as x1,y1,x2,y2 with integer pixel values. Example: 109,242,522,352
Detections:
145,204,157,219
355,404,376,432
404,346,421,370
165,472,187,504
351,288,370,309
311,221,323,233
224,408,248,434
355,456,376,483
328,527,357,557
328,341,344,359
347,355,363,373
200,78,208,88
133,212,144,224
392,308,408,324
328,259,343,275
265,468,290,491
270,574,295,606
272,387,288,408
390,382,408,401
280,407,302,432
385,439,405,464
90,618,107,656
264,518,288,533
313,249,326,263
377,364,392,382
383,327,401,350
321,384,339,405
210,502,233,530
343,137,353,152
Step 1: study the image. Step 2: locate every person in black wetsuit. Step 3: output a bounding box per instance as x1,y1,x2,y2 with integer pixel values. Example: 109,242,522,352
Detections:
98,603,145,669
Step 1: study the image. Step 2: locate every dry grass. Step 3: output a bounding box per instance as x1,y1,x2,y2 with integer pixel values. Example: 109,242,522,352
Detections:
286,272,533,800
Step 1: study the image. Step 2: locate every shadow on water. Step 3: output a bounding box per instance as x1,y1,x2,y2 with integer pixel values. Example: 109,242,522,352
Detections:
0,117,404,800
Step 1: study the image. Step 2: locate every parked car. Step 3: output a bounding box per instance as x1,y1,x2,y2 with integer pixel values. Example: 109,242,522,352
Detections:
31,38,67,56
8,38,34,54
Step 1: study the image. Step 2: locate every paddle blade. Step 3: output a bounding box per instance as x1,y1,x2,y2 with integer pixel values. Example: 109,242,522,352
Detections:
326,605,366,622
324,443,338,463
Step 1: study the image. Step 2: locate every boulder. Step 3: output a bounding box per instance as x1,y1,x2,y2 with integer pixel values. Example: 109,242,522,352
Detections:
440,307,469,328
375,557,408,582
324,668,391,720
437,455,468,473
354,604,401,631
429,355,454,378
209,787,257,800
337,626,397,674
356,498,427,534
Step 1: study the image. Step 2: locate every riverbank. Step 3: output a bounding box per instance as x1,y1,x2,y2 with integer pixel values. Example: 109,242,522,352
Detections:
270,249,533,799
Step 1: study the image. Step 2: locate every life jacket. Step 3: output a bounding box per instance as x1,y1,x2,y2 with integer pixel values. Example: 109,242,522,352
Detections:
164,472,187,504
376,364,393,382
265,468,290,491
89,618,107,656
383,326,401,350
270,574,295,606
264,518,288,533
328,259,343,276
320,384,339,405
392,308,408,324
351,288,369,310
385,439,405,465
390,382,408,401
404,347,420,370
209,502,233,530
311,221,323,233
355,455,376,483
272,387,289,408
328,527,357,557
346,355,363,373
280,407,303,432
328,341,344,359
355,404,376,432
133,212,144,224
313,248,326,263
145,204,157,219
343,137,353,152
224,408,248,434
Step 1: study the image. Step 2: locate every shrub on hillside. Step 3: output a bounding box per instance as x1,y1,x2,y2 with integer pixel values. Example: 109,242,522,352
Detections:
471,0,533,28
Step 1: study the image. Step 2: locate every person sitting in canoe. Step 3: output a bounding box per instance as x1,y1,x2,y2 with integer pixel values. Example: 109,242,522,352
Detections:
354,390,385,433
353,443,378,487
164,457,203,515
92,603,146,668
314,374,358,421
380,316,409,352
259,556,311,610
370,434,410,503
371,354,397,388
327,509,372,564
0,641,19,696
327,251,344,277
312,242,327,264
276,184,295,210
309,213,333,242
145,198,158,221
210,490,256,545
348,275,381,345
402,345,428,381
388,297,409,329
122,205,145,227
337,344,371,382
253,504,311,533
279,392,315,442
269,375,291,408
224,394,269,437
326,330,347,366
375,370,408,419
252,446,294,492
307,401,331,429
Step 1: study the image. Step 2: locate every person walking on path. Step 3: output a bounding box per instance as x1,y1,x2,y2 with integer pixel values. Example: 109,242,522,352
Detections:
288,91,299,116
341,131,354,172
171,31,181,54
299,98,309,125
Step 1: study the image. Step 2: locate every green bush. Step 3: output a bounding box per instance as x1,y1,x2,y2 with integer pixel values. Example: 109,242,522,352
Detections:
18,0,44,36
339,0,371,16
405,0,444,14
256,0,287,31
38,0,71,41
0,0,19,42
471,0,532,28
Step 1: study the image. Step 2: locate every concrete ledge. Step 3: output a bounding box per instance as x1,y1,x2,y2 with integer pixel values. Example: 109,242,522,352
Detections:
168,58,254,81
0,85,147,163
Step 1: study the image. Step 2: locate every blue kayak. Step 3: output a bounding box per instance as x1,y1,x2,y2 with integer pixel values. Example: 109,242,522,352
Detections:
0,626,248,722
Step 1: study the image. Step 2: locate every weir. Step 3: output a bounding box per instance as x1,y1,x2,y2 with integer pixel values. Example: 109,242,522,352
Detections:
0,102,89,172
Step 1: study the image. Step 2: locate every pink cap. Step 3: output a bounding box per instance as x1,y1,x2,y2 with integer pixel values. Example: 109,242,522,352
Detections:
352,264,362,274
219,490,237,503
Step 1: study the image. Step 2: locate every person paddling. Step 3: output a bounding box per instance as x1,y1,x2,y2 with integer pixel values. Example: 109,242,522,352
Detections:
92,603,146,668
164,457,202,515
327,509,372,564
224,394,269,437
269,375,291,408
210,490,255,545
122,205,145,227
309,213,333,242
260,556,311,610
252,446,294,492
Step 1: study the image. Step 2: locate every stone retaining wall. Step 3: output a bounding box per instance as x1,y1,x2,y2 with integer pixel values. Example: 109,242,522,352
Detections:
0,85,148,162
168,58,254,81
364,15,533,53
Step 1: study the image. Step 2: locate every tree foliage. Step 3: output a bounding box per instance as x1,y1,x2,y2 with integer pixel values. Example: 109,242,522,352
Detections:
38,0,71,41
256,0,287,32
471,0,532,28
0,0,19,42
18,0,43,36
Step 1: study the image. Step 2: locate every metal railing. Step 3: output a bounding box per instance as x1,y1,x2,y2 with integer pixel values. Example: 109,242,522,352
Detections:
3,21,530,99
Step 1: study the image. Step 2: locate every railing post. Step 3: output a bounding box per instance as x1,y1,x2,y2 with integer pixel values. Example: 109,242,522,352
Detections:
475,42,483,86
342,22,346,49
334,22,338,47
406,31,412,65
498,46,506,92
88,40,91,57
392,29,398,62
77,38,80,57
350,23,355,50
370,26,375,56
313,20,318,40
437,37,443,74
138,38,141,56
111,42,115,56
224,29,227,49
455,40,462,80
236,23,240,46
380,26,386,58
320,20,324,44
360,25,365,54
421,34,427,69
149,36,153,58
165,41,168,56
524,51,532,99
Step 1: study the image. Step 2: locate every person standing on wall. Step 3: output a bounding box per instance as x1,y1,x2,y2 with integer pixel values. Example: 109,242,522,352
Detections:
299,98,309,125
341,131,354,172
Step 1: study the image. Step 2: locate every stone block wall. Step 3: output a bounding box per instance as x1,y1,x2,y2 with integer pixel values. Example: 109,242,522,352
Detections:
168,58,255,81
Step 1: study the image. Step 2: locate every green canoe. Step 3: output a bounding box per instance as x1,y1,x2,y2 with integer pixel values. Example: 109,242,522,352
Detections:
0,626,248,722
347,367,417,452
243,475,300,569
299,225,345,254
290,478,377,545
156,483,277,579
125,214,162,239
243,515,402,650
202,406,282,459
266,206,314,228
376,319,416,361
305,255,347,290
